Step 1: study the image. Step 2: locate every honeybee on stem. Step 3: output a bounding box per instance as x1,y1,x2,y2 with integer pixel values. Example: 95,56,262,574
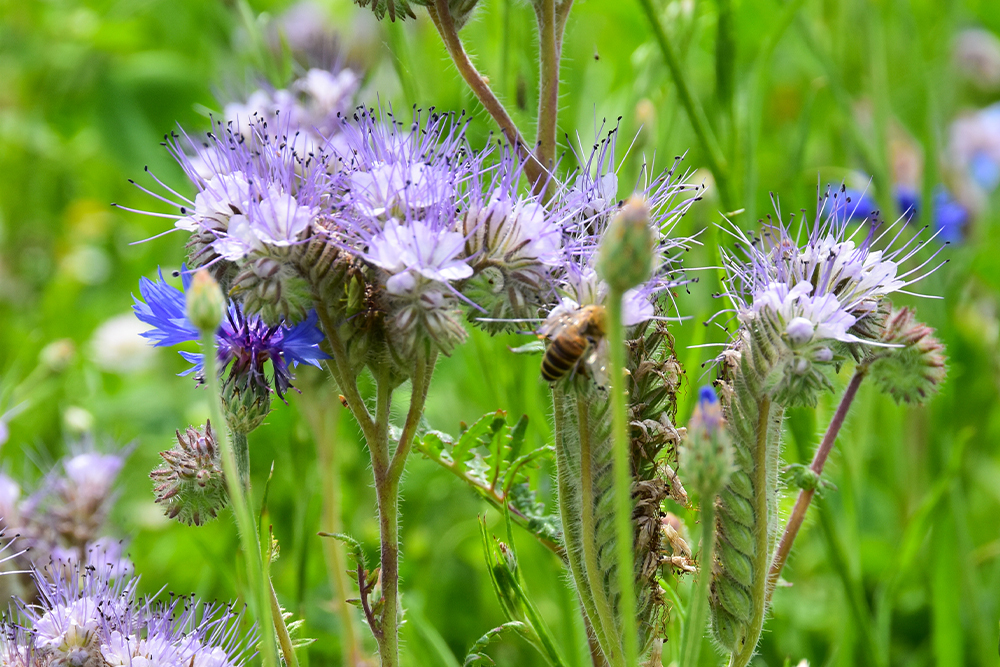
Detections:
540,304,608,382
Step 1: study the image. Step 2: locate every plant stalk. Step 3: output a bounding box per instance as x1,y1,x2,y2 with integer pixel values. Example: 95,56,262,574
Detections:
534,0,559,195
578,395,624,667
679,500,716,667
768,367,868,596
606,288,638,667
427,0,545,186
728,395,772,667
200,331,278,667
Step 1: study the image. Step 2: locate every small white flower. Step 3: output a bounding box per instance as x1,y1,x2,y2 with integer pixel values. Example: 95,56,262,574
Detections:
251,186,315,246
367,219,472,294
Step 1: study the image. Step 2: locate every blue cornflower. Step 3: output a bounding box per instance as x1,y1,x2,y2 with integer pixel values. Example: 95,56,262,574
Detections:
932,187,970,243
132,268,328,398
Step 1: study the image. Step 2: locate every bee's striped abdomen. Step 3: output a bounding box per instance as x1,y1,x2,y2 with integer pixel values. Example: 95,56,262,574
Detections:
541,336,588,382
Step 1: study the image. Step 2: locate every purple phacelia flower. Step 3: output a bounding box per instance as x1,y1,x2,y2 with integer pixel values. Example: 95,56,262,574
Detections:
132,268,328,398
547,139,700,330
719,185,947,351
334,106,477,232
9,560,255,667
366,218,473,295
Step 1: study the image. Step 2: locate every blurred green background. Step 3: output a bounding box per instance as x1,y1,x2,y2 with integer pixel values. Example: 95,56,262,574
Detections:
1,0,999,665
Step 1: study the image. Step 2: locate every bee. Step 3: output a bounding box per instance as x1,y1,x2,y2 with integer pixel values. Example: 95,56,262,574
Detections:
540,304,608,382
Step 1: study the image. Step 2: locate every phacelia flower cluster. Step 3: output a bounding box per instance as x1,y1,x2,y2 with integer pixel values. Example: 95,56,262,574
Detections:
718,186,946,404
3,561,253,667
4,446,131,579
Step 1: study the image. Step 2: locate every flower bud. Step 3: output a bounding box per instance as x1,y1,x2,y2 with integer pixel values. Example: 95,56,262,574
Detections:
186,270,225,334
231,255,312,326
150,421,228,526
680,386,733,497
597,196,655,293
869,307,947,404
222,380,272,435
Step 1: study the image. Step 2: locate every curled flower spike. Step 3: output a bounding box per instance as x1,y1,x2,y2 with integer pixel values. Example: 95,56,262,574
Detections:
132,267,329,401
151,421,229,526
715,186,947,405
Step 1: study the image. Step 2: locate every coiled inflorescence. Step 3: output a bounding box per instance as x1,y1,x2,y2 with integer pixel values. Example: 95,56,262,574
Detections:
709,187,946,666
151,421,228,526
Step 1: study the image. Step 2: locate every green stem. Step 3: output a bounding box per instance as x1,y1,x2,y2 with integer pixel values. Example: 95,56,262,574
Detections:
372,350,437,667
679,500,716,667
578,395,624,667
635,0,732,209
427,0,544,186
728,396,771,667
606,289,637,667
552,388,612,661
200,331,277,667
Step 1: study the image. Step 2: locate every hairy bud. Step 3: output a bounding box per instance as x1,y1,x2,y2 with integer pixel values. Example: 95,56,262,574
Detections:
681,386,734,497
186,270,225,333
231,255,312,326
597,197,655,293
870,307,947,404
223,381,273,435
150,421,228,526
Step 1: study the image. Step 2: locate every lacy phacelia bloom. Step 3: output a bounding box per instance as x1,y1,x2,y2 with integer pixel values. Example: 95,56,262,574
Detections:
718,187,946,401
132,268,328,398
459,155,565,329
544,149,699,333
361,213,473,356
366,219,473,295
10,562,253,667
335,107,475,230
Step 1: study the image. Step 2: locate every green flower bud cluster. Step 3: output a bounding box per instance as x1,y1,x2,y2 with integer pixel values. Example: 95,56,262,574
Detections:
150,421,228,526
870,306,947,404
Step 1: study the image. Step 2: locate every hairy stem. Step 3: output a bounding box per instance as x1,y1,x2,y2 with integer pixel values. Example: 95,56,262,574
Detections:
534,0,558,195
728,396,772,667
768,367,868,597
578,396,624,667
427,0,545,186
201,331,277,667
606,289,637,667
372,350,436,667
313,300,376,444
552,388,612,661
679,500,716,667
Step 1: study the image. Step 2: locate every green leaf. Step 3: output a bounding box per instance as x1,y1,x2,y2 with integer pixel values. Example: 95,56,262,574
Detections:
463,621,531,666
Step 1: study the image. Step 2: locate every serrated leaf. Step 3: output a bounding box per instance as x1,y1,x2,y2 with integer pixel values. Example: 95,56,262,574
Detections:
506,415,529,463
454,412,499,465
